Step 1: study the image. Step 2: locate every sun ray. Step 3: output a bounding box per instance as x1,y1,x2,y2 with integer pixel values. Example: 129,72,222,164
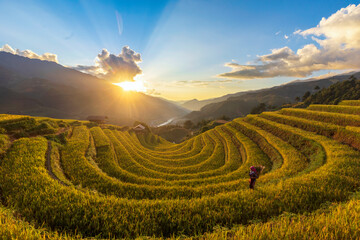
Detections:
113,81,147,92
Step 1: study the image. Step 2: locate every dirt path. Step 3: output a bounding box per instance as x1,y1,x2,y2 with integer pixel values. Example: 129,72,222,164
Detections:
45,141,68,186
55,127,69,135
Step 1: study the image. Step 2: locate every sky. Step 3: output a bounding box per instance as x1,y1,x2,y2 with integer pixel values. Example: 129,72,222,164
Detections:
0,0,359,101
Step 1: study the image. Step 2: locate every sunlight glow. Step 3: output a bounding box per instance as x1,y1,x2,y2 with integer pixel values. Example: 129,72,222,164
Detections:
114,81,147,92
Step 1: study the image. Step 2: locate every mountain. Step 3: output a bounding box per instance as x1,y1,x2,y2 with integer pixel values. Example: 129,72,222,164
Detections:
0,51,108,91
0,52,189,125
182,72,360,123
180,92,248,111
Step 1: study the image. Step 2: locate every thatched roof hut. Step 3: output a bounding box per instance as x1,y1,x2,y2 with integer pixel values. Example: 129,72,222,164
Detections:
133,124,146,132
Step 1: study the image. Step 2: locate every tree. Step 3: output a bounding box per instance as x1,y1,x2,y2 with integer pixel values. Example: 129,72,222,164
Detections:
183,120,194,129
196,119,211,128
220,115,230,121
349,75,357,82
302,91,311,101
314,85,320,90
295,96,300,102
200,125,210,133
250,103,267,114
304,75,360,106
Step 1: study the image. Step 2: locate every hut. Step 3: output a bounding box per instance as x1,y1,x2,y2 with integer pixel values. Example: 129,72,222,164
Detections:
133,124,146,132
87,115,108,124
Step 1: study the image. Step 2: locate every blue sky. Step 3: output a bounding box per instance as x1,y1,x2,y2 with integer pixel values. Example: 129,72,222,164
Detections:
0,0,358,100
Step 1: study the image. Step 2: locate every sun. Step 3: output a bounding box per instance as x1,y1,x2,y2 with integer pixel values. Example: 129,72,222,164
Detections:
113,81,147,92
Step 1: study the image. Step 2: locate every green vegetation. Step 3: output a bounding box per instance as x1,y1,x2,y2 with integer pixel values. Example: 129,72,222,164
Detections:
304,76,360,105
152,125,190,143
192,193,360,240
0,134,10,155
48,142,73,186
0,100,360,239
250,102,278,114
0,205,78,240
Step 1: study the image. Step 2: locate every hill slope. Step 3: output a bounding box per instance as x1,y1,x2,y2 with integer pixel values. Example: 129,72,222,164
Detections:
182,72,360,123
0,51,107,91
180,91,248,111
304,75,360,105
0,52,189,125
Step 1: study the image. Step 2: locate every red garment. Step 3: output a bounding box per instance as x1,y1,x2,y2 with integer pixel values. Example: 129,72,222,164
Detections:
250,166,257,173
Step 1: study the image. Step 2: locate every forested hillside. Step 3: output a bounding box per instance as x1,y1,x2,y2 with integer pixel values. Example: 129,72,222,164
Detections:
182,72,360,123
304,76,360,105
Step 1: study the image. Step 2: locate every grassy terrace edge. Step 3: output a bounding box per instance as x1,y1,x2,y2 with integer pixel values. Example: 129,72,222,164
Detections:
0,100,360,239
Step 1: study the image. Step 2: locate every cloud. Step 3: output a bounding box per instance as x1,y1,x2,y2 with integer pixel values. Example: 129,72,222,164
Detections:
297,4,360,49
0,44,58,62
176,80,210,87
258,47,298,62
219,4,360,80
116,11,123,36
74,46,142,82
284,34,289,39
176,79,234,87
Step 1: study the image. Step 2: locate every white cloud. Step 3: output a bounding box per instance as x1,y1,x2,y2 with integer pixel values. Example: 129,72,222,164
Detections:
297,4,360,49
284,34,289,39
74,46,142,82
176,79,234,88
258,47,297,62
219,4,360,80
0,44,58,62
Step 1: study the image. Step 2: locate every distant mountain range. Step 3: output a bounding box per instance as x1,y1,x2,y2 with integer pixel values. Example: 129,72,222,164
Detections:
179,73,354,112
180,91,248,111
0,52,189,126
179,71,360,123
2,51,359,127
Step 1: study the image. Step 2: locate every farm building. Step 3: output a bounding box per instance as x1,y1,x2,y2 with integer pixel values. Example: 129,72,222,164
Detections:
133,124,146,132
87,115,108,124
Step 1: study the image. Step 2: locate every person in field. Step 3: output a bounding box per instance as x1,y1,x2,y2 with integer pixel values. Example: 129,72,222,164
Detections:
249,166,259,189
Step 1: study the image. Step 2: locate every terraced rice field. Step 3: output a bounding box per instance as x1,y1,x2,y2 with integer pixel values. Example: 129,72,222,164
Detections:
0,100,360,239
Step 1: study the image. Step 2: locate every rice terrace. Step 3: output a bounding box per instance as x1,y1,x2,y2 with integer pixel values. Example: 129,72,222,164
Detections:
0,99,360,239
1,1,360,239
